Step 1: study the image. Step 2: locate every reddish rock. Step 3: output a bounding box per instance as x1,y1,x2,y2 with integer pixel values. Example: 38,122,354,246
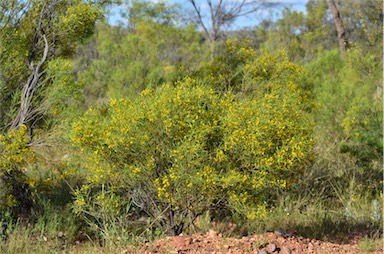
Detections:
141,230,383,254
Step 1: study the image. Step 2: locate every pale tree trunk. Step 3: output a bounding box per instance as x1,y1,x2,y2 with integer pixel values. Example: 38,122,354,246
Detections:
8,1,59,131
10,34,49,130
326,0,348,57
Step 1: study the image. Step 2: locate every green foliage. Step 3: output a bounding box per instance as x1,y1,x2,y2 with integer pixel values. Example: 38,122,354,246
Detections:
0,0,104,130
0,0,105,221
295,46,383,235
260,193,382,243
358,234,383,253
201,39,256,93
70,55,314,234
42,58,84,122
0,126,35,217
336,0,383,51
55,1,102,56
339,48,382,162
0,0,381,248
79,19,208,103
259,1,334,63
202,39,310,102
0,204,80,254
123,0,181,29
261,8,307,61
259,0,383,64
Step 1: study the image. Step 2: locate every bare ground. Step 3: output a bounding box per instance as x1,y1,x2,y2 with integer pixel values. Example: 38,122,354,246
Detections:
139,230,383,254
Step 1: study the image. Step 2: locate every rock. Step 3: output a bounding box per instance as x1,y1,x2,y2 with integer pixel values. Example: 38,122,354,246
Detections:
281,246,291,254
274,229,294,238
258,249,269,254
267,243,277,252
207,229,217,238
57,231,64,238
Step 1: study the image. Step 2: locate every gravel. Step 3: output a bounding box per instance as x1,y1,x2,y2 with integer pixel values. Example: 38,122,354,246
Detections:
141,230,382,254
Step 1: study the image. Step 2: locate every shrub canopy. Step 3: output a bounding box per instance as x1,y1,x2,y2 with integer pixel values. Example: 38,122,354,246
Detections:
71,52,314,234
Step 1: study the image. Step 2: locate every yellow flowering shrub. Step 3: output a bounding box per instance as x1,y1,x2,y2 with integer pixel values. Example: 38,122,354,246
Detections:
55,1,102,56
71,54,314,234
0,125,35,216
203,39,256,92
204,39,309,100
60,2,101,37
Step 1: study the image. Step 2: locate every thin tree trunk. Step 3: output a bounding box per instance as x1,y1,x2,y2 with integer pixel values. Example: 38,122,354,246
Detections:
10,34,49,130
326,0,348,57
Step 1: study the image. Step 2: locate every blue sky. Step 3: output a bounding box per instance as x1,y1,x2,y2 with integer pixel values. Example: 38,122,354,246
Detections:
232,0,308,29
107,0,308,28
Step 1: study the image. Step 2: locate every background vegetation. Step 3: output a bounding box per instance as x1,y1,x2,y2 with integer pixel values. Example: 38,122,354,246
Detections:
0,0,382,252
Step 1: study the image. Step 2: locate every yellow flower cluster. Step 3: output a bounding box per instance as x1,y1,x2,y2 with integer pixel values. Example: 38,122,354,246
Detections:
225,39,257,59
0,125,37,209
62,2,100,29
0,125,33,173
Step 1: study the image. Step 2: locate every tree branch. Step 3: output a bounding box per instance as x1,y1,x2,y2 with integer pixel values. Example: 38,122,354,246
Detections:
0,0,31,32
189,0,213,44
10,33,49,130
188,0,280,45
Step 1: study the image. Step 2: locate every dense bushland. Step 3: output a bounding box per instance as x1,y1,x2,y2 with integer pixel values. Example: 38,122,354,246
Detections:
0,0,382,252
